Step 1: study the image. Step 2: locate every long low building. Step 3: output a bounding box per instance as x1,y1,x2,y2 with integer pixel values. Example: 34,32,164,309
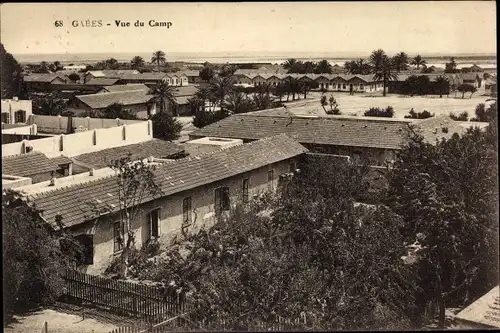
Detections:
18,134,308,273
233,73,385,93
189,108,489,166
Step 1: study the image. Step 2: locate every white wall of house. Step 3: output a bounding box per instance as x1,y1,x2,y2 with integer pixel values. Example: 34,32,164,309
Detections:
1,99,33,124
2,121,153,158
74,158,297,274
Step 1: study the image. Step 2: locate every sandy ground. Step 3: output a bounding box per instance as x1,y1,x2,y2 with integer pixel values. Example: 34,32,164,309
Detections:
4,303,139,333
283,90,494,119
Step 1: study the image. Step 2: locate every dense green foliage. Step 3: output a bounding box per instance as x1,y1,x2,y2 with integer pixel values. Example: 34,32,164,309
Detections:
404,108,434,119
364,106,394,118
3,191,83,324
150,112,183,141
0,43,26,99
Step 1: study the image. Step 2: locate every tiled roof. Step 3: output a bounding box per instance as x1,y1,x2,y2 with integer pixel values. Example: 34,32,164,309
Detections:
2,152,61,177
50,155,73,166
101,84,149,93
72,139,185,169
29,134,307,228
172,85,199,97
176,70,200,77
415,115,489,144
23,73,66,83
191,113,411,150
120,72,167,80
76,90,153,109
85,78,121,86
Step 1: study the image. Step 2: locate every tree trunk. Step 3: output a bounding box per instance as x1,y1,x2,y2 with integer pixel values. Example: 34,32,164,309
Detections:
438,294,446,329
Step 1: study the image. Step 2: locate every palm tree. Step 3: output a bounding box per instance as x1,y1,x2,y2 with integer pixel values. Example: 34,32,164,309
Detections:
224,91,255,114
314,59,333,74
369,49,399,97
257,82,272,96
131,56,145,70
435,76,450,98
393,52,410,71
208,76,234,114
151,50,166,70
147,81,177,115
283,59,298,73
320,95,328,112
252,92,273,111
284,77,301,101
411,55,427,70
187,96,204,114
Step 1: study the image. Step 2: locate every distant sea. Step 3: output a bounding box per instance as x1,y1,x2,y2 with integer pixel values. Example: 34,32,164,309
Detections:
13,51,497,68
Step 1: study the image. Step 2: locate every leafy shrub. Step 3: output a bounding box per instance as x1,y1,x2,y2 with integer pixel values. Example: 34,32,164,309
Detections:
449,111,468,121
364,106,394,118
404,108,435,119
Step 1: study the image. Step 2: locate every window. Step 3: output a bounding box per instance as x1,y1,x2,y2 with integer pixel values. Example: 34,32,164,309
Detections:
113,221,124,253
75,234,94,265
242,178,249,204
1,112,10,124
342,84,346,89
149,208,160,239
360,84,364,90
215,187,230,213
289,161,296,173
268,170,275,191
183,197,192,224
14,110,26,123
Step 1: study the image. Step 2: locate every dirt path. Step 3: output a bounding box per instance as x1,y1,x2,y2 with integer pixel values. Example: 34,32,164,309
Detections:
4,302,139,333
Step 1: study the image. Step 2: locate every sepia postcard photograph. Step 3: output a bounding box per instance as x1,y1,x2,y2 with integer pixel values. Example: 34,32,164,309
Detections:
1,1,498,332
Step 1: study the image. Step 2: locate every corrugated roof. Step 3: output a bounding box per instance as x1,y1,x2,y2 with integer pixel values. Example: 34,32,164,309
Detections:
2,152,61,177
29,134,308,228
72,139,185,169
191,114,411,150
76,90,153,109
85,78,121,86
23,73,66,83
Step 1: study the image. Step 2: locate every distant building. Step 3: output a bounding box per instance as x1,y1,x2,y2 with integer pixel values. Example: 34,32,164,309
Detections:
23,73,68,91
67,90,156,119
232,73,384,93
462,73,482,88
1,98,33,124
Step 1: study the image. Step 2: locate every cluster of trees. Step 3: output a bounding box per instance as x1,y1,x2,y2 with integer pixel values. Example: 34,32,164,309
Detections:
344,53,429,76
449,102,497,123
1,43,26,99
30,61,64,73
3,191,84,324
129,105,498,330
398,75,451,98
282,59,335,74
404,109,435,119
364,106,394,118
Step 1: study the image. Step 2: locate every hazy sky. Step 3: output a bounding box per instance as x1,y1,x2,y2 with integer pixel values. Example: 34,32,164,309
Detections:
0,2,496,56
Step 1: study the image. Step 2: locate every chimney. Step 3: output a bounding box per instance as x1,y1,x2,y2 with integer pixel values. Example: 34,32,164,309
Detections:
89,168,95,176
49,176,57,186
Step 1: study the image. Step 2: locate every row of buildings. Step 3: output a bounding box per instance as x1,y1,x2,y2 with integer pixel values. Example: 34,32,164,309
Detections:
2,106,489,272
232,70,484,92
24,69,202,92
